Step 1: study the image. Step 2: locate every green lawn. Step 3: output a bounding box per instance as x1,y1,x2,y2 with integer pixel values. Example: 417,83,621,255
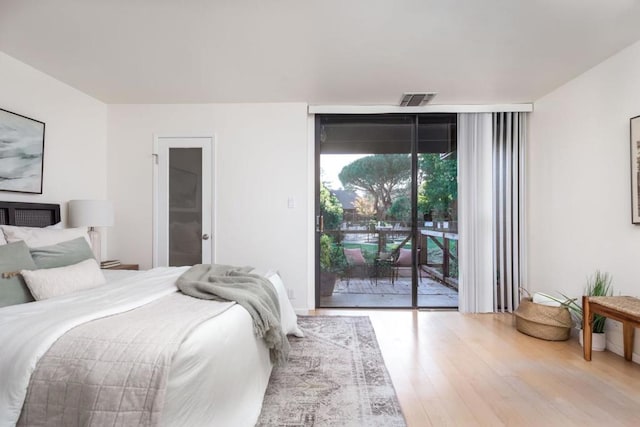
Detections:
341,239,456,254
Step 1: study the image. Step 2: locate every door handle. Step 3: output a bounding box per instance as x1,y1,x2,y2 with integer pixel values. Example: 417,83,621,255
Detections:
316,215,324,233
202,234,210,240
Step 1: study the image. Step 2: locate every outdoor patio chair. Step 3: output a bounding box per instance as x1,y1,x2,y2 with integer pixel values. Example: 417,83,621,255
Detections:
393,248,422,284
343,247,369,286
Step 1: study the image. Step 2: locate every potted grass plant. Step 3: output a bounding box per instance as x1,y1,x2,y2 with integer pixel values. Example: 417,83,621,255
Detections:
319,235,346,297
539,270,613,351
579,271,613,350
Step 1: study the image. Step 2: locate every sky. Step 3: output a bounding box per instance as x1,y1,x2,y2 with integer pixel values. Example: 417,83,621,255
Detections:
320,154,367,190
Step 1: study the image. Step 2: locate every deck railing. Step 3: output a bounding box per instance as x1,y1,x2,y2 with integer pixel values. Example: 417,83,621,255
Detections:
322,222,459,288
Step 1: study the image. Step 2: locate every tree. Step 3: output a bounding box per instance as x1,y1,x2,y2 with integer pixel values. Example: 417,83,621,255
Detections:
387,196,411,222
320,183,343,230
339,154,411,219
353,195,376,219
418,153,457,218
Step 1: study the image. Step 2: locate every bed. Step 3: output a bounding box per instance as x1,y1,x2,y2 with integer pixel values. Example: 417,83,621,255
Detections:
0,201,297,427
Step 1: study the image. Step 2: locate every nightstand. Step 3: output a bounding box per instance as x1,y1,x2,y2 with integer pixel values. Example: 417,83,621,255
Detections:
101,264,139,271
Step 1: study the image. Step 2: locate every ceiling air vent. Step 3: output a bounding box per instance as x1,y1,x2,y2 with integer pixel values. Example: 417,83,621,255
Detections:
399,92,437,107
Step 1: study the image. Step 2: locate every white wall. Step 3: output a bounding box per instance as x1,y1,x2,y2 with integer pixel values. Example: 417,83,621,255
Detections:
0,53,312,309
107,103,311,309
529,40,640,361
0,52,107,223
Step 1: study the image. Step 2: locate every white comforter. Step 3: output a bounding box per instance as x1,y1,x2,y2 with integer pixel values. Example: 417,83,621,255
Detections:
0,267,272,427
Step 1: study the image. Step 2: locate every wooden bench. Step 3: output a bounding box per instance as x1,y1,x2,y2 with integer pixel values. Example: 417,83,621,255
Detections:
583,296,640,361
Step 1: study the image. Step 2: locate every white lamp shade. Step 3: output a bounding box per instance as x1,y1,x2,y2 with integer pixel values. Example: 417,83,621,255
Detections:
68,200,114,227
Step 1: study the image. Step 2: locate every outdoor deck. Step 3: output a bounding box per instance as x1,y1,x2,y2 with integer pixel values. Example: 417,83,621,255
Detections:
320,276,458,308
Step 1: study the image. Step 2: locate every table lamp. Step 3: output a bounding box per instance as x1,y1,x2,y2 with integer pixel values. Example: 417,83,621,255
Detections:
68,200,114,263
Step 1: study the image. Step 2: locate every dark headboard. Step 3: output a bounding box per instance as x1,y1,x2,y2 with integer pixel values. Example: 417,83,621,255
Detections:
0,201,61,227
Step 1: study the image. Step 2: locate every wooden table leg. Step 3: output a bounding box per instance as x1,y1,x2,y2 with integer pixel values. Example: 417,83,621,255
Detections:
583,296,593,361
623,321,635,361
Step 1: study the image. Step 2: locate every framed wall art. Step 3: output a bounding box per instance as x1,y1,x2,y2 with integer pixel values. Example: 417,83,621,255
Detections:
0,109,45,194
631,115,640,223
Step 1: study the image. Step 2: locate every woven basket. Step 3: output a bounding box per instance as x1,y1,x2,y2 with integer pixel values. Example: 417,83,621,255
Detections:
514,297,572,341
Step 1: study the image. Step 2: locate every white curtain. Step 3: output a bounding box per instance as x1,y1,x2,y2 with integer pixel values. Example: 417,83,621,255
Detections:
458,113,494,313
493,112,527,312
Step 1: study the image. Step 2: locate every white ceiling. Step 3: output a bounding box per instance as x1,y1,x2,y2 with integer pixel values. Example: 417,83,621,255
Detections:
2,0,640,105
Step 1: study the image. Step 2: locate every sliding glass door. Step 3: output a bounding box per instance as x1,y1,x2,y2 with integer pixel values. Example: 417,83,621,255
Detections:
416,116,459,308
317,115,413,307
316,114,458,309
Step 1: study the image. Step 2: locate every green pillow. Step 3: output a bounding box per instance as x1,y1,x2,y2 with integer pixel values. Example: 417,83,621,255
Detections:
0,241,37,307
30,237,95,269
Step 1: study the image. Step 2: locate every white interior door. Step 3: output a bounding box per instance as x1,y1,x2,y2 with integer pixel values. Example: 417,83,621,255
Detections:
153,135,213,267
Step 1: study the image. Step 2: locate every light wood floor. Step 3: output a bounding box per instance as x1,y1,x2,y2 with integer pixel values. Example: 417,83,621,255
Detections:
309,309,640,426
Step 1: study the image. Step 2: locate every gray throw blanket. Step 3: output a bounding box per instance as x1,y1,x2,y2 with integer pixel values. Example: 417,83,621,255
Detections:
177,264,290,364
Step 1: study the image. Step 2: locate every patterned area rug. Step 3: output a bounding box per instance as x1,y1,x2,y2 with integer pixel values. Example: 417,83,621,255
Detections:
256,316,406,427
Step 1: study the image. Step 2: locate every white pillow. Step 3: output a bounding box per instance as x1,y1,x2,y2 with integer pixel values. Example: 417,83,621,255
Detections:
0,223,62,245
267,272,304,337
1,225,90,248
21,258,106,300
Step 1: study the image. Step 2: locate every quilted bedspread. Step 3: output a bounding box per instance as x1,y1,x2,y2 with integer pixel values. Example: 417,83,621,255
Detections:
17,293,234,426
